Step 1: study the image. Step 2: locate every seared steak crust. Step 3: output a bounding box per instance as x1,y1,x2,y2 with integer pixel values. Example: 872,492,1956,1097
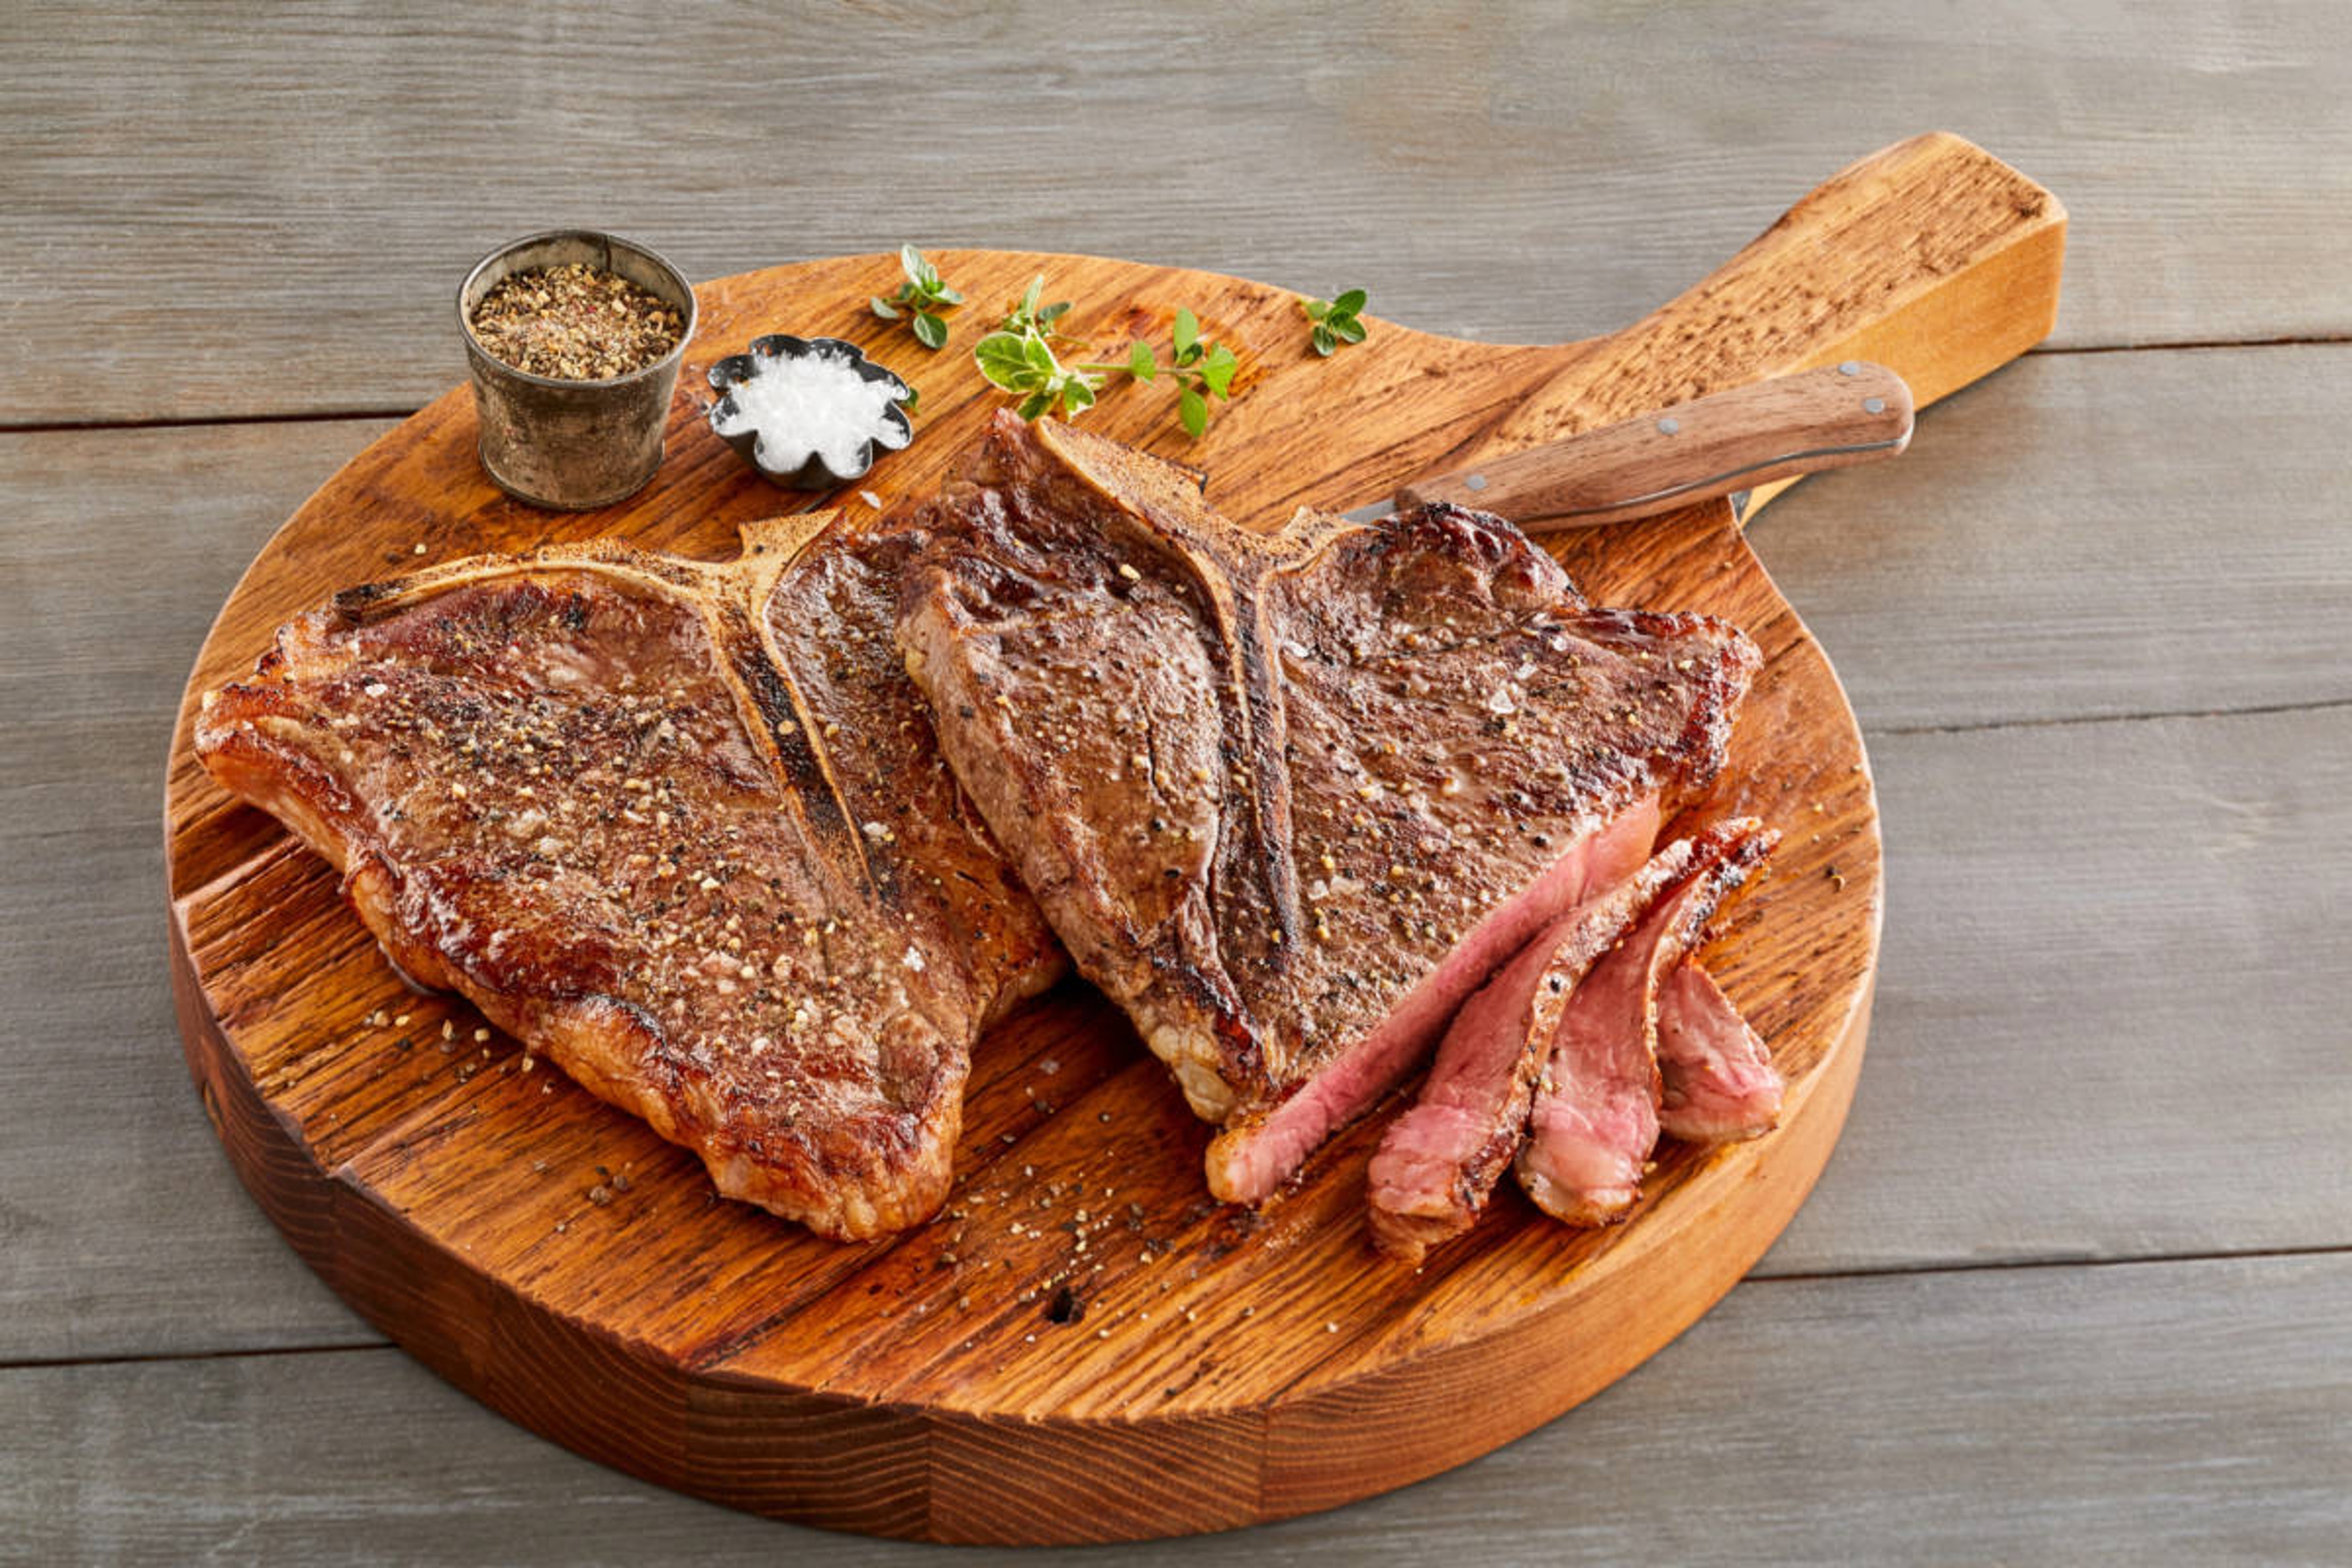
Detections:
897,413,1760,1202
196,520,1060,1240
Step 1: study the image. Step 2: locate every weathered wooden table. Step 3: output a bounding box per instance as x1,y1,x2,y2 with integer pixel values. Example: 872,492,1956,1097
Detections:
6,4,2347,1561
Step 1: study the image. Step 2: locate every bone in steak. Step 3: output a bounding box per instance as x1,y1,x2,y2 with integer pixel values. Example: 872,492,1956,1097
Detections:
195,516,1060,1240
1365,834,1708,1265
896,412,1761,1204
1516,819,1776,1226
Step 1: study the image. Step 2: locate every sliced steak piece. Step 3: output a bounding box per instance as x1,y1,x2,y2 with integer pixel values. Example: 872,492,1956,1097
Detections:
1366,837,1706,1265
1656,960,1784,1144
196,516,1061,1240
896,412,1760,1204
1516,820,1776,1226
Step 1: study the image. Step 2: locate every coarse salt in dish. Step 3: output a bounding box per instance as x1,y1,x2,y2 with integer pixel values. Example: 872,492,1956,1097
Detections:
707,336,913,490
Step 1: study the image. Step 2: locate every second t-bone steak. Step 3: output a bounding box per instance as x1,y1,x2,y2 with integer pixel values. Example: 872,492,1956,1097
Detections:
195,512,1061,1240
896,413,1761,1204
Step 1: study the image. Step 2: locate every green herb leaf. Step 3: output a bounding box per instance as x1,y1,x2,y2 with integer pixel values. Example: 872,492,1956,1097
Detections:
1298,288,1369,355
1199,342,1238,398
1129,339,1157,380
1178,386,1208,439
1039,301,1071,325
974,331,1036,390
1172,309,1199,360
979,322,1104,421
880,246,966,345
1019,276,1044,318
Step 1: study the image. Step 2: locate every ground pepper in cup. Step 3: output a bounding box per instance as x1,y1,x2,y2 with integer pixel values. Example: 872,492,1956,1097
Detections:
467,262,685,380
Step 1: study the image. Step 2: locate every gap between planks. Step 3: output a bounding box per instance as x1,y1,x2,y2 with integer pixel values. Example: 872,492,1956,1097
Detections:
1874,694,2352,740
12,1243,2350,1378
9,336,2352,438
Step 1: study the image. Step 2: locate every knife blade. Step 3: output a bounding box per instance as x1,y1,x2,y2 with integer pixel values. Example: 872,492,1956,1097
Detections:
1339,361,1913,529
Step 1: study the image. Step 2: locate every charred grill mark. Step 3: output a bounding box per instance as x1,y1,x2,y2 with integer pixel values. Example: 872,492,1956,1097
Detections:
332,578,402,620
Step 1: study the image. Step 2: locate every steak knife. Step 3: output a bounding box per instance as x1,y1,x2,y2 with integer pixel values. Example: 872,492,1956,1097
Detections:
1341,361,1913,529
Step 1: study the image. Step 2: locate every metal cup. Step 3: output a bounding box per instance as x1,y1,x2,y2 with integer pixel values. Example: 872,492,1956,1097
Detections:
457,230,698,510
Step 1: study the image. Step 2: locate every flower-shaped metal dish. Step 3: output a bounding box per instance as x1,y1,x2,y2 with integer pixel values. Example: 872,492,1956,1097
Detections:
706,334,913,491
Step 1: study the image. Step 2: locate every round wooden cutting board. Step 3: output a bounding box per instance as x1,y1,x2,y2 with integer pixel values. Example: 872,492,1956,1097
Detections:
164,134,2062,1543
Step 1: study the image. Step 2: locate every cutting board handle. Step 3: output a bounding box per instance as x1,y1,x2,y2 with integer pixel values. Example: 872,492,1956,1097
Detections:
1469,131,2066,520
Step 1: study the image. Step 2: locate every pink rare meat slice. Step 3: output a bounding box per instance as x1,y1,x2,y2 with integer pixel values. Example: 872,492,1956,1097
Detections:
897,414,1759,1204
1656,959,1784,1143
1366,834,1710,1264
1516,819,1777,1226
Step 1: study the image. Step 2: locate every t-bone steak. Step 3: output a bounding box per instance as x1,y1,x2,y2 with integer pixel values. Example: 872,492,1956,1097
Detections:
895,412,1761,1204
195,513,1061,1240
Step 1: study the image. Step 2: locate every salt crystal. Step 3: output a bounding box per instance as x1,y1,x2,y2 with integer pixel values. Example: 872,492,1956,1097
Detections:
711,342,909,477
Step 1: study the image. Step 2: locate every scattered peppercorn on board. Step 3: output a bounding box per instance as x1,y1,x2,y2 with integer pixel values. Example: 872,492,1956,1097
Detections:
165,133,2062,1543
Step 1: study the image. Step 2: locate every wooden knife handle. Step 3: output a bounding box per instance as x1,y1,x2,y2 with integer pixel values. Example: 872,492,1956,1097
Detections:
1396,363,1913,529
1442,132,2065,526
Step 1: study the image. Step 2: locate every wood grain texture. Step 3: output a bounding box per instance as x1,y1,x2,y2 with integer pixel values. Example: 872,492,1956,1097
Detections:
4,0,2344,424
154,132,2075,1539
5,8,2348,1559
1397,361,1913,527
1745,342,2352,730
0,420,400,1363
1763,702,2352,1275
4,1253,2345,1564
13,364,2352,1365
12,334,2352,1378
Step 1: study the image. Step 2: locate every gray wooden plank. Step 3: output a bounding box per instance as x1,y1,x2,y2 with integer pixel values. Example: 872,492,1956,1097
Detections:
3,1253,2344,1564
4,1,2348,423
1758,701,2352,1275
1749,345,2352,731
6,334,2352,1359
0,420,399,1362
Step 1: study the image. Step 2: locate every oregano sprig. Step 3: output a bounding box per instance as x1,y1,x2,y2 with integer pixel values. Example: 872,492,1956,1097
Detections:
870,244,964,350
1299,288,1369,355
1001,274,1076,342
1119,309,1240,437
973,324,1104,420
972,306,1240,437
